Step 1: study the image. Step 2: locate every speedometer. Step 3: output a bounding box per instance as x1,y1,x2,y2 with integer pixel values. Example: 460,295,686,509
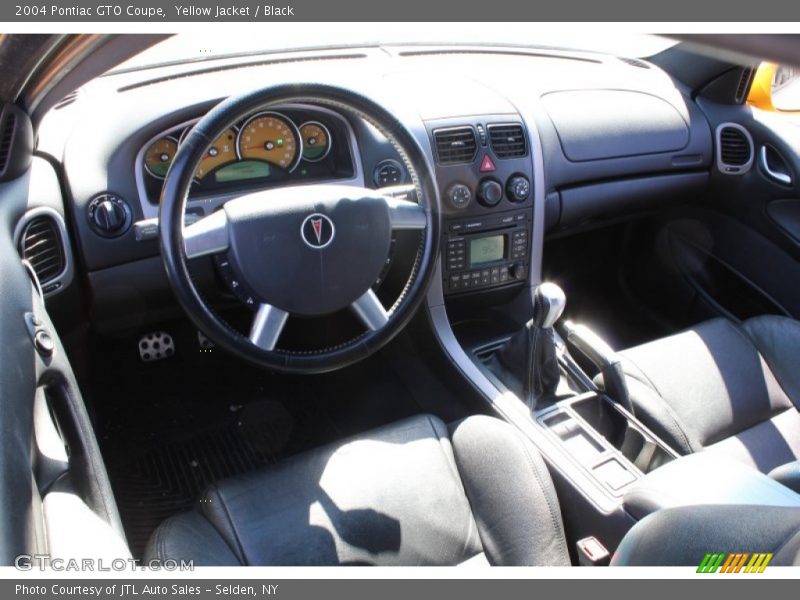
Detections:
236,112,301,171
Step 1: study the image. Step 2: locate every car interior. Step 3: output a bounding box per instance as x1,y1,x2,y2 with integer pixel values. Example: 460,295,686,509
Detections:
3,32,800,567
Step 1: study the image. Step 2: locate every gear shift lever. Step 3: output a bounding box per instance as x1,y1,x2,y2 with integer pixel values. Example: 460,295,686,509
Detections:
487,283,566,411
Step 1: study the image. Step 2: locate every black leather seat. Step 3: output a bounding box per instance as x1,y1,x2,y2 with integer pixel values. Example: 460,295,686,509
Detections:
599,315,800,492
145,414,571,566
612,504,800,566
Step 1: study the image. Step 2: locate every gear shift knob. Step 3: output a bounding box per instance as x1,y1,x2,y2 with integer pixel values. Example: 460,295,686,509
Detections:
532,283,566,329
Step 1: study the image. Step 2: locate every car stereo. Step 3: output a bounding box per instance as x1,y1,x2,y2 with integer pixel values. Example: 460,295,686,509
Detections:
443,210,530,294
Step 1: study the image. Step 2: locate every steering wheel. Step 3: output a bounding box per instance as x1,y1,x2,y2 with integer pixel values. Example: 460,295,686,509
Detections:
159,84,440,373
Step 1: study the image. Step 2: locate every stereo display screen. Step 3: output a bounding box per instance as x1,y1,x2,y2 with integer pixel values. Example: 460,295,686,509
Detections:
469,235,505,266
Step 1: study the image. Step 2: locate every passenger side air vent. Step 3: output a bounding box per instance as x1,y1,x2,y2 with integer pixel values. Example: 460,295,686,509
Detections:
488,123,527,158
0,113,16,174
433,127,477,164
735,67,755,104
717,123,754,175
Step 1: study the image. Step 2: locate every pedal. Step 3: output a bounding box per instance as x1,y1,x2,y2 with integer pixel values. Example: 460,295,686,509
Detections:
138,332,175,362
197,330,214,352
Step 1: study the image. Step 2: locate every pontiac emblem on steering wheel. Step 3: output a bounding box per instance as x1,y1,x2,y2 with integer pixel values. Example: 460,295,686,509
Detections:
301,213,335,249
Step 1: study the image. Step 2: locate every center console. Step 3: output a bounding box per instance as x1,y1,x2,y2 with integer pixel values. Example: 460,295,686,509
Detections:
425,116,534,297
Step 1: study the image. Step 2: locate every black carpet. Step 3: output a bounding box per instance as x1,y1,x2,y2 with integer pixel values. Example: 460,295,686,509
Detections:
84,323,445,558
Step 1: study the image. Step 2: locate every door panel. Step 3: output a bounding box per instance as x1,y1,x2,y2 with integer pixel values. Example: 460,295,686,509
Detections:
0,146,128,563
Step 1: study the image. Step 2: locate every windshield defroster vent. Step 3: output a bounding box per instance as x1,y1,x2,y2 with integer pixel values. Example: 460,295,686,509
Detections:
433,127,477,165
717,123,754,175
488,123,527,158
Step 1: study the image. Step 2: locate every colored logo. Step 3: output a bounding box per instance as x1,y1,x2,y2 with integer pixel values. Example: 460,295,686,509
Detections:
300,213,335,249
697,552,773,573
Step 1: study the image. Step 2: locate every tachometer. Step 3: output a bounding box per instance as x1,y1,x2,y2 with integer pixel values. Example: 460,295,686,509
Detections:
237,112,301,171
194,127,238,179
144,136,178,179
299,121,331,162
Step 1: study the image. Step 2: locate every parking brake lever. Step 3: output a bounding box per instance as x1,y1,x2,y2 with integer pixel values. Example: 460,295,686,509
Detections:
561,320,634,415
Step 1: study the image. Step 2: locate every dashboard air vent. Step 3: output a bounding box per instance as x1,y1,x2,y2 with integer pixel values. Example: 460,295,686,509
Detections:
488,123,527,158
0,113,16,174
717,123,754,174
619,57,650,69
54,90,79,110
735,67,754,104
433,127,477,164
20,215,65,284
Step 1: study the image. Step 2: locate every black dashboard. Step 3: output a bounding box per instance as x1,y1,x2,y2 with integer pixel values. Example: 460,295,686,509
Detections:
31,44,715,332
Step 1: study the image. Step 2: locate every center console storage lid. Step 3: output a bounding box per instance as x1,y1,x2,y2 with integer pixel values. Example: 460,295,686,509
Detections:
623,452,800,521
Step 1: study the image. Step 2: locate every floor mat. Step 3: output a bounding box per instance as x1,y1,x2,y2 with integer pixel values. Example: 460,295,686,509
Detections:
86,323,436,558
108,400,292,558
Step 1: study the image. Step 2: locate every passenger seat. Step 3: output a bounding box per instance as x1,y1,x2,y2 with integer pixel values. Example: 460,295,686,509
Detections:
597,315,800,492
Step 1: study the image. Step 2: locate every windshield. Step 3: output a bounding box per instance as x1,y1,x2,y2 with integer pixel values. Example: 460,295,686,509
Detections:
116,27,676,71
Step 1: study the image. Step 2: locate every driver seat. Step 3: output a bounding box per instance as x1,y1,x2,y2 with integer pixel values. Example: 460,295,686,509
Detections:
145,414,570,566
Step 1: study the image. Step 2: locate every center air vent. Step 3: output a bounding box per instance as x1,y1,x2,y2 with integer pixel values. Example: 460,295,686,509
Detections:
488,124,527,158
16,208,72,296
717,123,754,174
433,127,477,164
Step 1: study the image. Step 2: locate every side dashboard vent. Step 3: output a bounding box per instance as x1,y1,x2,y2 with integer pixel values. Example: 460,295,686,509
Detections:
433,127,477,164
488,123,527,158
735,67,755,104
0,113,16,174
717,123,754,174
18,212,68,291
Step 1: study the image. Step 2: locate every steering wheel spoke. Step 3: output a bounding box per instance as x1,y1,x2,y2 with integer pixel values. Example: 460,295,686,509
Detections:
386,197,427,230
351,289,390,331
183,210,230,259
249,303,289,351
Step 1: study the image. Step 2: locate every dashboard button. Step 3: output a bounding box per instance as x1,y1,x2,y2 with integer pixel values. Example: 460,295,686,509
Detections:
507,175,531,202
446,183,472,209
477,178,503,207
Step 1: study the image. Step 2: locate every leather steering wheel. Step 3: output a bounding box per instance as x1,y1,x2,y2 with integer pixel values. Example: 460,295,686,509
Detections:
159,84,440,373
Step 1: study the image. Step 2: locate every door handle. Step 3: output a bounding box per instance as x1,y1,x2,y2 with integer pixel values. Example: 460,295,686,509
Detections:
759,146,793,186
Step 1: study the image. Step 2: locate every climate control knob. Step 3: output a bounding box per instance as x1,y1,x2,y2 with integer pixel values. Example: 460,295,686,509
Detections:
507,175,531,202
446,183,472,209
87,193,132,237
507,175,531,203
477,178,503,207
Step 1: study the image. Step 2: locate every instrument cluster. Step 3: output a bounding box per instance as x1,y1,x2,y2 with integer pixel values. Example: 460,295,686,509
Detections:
139,107,355,203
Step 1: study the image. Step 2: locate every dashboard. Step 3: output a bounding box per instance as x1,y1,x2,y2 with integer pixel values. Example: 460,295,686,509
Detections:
32,44,715,333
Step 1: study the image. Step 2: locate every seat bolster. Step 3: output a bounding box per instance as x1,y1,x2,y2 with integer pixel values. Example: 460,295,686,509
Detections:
612,505,800,566
448,415,570,566
769,460,800,494
144,511,241,566
743,315,800,409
